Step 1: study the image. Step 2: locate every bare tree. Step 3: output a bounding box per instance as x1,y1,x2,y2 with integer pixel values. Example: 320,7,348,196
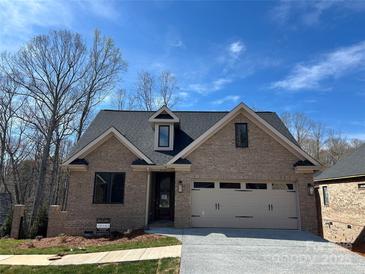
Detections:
0,30,128,233
1,30,91,232
135,71,155,110
135,70,180,110
159,71,179,108
75,30,127,140
309,122,325,161
6,120,34,204
324,130,350,166
0,74,21,196
281,112,313,147
349,139,364,151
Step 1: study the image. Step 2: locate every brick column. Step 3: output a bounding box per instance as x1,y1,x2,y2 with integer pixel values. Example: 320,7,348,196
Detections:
297,174,319,235
47,205,67,237
10,204,25,239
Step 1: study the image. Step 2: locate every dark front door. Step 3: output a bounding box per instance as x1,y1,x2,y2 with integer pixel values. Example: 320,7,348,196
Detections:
154,173,175,221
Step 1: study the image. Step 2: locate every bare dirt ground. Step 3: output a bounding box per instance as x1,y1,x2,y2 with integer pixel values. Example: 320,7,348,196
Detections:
18,230,163,249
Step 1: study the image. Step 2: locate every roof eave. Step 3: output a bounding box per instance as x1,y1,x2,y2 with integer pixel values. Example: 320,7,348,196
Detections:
63,127,154,166
314,173,365,182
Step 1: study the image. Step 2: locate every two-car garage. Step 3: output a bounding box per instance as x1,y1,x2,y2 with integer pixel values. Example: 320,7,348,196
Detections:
191,181,299,229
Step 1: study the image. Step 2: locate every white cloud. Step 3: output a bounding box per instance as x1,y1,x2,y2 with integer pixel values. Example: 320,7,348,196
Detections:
229,41,245,56
178,91,189,98
0,0,119,51
79,0,119,20
169,39,185,48
271,41,365,91
166,27,185,49
271,0,365,26
188,78,232,94
212,95,240,105
345,133,365,141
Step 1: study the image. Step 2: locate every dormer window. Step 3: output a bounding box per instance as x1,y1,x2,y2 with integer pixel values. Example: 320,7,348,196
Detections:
158,125,170,147
149,106,179,151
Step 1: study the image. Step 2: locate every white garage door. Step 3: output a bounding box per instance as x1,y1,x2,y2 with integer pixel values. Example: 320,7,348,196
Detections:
191,181,298,229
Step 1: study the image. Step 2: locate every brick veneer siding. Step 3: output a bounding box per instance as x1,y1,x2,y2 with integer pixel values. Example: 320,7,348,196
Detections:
10,204,25,239
175,112,319,234
47,205,67,237
53,136,148,236
50,111,319,235
317,179,365,244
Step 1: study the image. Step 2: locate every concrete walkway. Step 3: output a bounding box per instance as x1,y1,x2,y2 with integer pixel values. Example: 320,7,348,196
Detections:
0,245,181,266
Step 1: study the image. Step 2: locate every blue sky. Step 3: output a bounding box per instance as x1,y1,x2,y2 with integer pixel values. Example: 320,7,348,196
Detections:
1,0,365,139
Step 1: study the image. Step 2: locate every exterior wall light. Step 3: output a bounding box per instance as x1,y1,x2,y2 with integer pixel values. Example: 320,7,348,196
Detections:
307,183,314,196
178,181,183,193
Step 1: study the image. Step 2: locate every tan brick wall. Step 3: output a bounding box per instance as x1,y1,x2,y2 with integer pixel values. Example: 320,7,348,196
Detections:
56,136,148,236
50,111,319,235
175,113,318,234
47,205,67,237
317,180,365,244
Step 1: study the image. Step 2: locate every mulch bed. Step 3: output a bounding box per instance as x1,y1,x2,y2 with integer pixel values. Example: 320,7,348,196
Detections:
17,230,164,249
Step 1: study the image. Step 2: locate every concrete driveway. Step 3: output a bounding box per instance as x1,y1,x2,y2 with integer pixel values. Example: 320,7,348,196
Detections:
148,228,365,274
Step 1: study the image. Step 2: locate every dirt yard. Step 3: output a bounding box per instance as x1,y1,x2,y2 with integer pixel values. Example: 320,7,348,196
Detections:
17,230,163,250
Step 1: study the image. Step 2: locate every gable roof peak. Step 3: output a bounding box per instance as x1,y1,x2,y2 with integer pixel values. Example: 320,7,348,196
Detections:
148,105,179,123
167,102,321,167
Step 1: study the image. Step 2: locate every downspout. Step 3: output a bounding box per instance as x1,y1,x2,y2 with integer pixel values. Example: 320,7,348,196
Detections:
145,168,151,227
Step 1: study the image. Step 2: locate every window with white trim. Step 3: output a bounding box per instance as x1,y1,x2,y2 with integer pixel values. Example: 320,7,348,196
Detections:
158,125,170,147
154,123,174,151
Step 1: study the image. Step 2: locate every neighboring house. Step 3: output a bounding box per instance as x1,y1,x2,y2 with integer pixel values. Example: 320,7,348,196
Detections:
47,103,321,237
315,144,365,244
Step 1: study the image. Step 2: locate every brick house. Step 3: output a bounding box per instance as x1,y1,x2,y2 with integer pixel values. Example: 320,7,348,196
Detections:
315,144,365,244
47,103,321,236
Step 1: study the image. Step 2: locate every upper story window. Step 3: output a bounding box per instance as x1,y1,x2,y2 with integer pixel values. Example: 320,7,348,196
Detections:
149,106,179,151
235,123,248,148
158,125,170,147
93,172,125,204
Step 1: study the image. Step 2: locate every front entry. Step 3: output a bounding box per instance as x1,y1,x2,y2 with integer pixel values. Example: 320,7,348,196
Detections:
152,173,175,222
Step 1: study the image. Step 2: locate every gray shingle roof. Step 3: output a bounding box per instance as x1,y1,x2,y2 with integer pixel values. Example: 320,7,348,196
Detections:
315,144,365,181
68,110,298,165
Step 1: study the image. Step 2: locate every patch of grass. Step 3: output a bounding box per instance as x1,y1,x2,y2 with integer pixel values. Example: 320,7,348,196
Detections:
0,237,181,255
0,239,27,254
0,257,180,274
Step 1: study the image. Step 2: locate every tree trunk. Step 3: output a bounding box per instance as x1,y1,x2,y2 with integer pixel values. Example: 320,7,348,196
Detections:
29,125,54,232
50,139,61,204
0,136,11,195
76,94,91,141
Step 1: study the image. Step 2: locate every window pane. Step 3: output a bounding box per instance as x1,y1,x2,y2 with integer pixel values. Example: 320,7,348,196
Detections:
159,125,169,147
323,186,329,205
110,173,125,203
94,173,110,203
93,172,125,204
272,183,294,190
246,183,267,190
235,123,248,147
194,182,214,188
220,182,241,189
